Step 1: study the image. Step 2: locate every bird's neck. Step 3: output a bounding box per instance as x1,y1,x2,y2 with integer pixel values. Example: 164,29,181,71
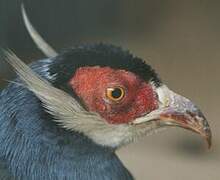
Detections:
0,84,133,180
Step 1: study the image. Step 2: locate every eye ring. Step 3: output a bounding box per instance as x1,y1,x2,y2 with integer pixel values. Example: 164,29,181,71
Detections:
106,87,125,102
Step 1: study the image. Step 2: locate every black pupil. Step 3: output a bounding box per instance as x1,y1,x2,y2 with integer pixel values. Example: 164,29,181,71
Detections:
111,88,122,99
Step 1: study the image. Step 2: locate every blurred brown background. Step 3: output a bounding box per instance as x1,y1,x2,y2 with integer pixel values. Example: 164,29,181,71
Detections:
0,0,219,179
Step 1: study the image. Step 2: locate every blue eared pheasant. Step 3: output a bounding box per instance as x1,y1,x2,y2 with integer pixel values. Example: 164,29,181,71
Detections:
0,5,211,180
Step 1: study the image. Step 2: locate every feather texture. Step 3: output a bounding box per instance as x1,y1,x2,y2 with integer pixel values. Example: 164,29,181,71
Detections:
0,56,134,180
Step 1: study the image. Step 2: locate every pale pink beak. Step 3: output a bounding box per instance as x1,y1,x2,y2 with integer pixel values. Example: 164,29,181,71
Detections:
133,87,212,148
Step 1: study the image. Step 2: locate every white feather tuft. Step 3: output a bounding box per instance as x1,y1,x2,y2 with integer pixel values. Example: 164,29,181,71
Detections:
21,4,58,58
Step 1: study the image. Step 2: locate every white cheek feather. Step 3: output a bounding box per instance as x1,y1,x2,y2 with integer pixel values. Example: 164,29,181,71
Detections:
155,85,171,108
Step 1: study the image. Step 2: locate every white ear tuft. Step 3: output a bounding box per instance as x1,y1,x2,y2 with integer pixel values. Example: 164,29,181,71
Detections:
1,49,100,130
21,3,58,58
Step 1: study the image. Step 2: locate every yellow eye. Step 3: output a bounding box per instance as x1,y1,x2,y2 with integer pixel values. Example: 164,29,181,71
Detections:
106,87,125,101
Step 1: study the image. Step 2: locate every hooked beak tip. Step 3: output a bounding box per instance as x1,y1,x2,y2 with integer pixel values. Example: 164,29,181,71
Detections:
206,133,212,149
159,101,212,149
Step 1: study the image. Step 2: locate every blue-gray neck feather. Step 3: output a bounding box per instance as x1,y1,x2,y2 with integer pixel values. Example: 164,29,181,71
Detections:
0,59,134,180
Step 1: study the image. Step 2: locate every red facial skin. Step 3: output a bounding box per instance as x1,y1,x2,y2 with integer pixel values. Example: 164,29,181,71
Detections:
69,67,158,124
